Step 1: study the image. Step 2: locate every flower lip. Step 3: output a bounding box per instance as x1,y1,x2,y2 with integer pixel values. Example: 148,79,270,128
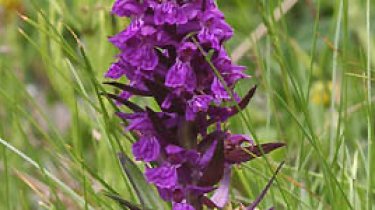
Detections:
173,202,195,210
178,41,197,62
132,136,161,162
112,0,146,17
165,59,197,92
145,165,178,188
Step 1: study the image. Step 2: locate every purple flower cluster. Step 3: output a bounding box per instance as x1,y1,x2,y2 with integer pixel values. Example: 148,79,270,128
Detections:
105,0,283,209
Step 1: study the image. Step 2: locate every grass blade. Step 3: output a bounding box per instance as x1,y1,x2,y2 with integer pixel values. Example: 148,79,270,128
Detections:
0,137,94,210
118,153,167,210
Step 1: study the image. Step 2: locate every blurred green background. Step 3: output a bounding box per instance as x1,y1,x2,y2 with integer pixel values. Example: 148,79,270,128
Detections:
0,0,374,209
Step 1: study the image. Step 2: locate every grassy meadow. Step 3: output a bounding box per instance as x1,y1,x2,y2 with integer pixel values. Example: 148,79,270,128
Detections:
0,0,374,209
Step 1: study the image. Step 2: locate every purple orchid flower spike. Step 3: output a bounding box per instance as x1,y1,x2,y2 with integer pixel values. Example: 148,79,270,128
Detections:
104,0,285,209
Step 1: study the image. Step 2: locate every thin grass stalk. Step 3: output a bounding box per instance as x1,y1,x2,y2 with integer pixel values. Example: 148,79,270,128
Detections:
2,145,10,210
247,25,292,207
11,110,65,209
241,164,315,209
274,91,353,209
366,0,373,208
266,35,272,128
258,2,346,207
3,70,121,198
0,137,95,210
20,14,143,203
2,60,118,207
329,0,343,161
307,0,321,101
73,96,89,210
78,46,138,202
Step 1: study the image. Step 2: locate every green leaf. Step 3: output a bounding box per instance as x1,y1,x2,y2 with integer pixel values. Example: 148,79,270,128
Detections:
105,193,151,210
118,153,168,210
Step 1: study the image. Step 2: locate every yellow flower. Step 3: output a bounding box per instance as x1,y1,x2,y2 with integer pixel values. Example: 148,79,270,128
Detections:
310,81,335,106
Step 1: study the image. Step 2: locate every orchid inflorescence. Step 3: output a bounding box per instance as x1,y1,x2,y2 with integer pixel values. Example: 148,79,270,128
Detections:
104,0,284,209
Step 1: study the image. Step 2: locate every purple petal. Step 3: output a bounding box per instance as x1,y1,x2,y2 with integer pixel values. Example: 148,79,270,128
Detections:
198,140,217,168
118,91,132,101
150,0,199,26
166,145,185,154
127,44,159,70
132,136,160,162
156,187,173,201
173,203,195,210
152,1,179,25
105,62,126,79
187,185,215,195
227,134,253,145
145,165,178,188
112,0,145,17
165,144,186,164
145,108,178,145
186,95,213,120
185,107,196,122
208,86,258,124
118,112,155,134
198,138,224,186
162,94,174,109
211,77,230,100
109,18,143,48
211,166,232,208
178,42,197,62
166,145,200,165
165,60,196,91
213,48,249,86
198,9,233,49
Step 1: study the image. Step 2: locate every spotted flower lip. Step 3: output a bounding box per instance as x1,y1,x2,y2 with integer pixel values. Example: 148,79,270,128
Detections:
198,9,233,49
145,165,178,188
112,0,146,17
186,95,213,121
105,0,284,209
173,202,195,210
132,136,161,162
150,0,200,25
165,59,196,91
